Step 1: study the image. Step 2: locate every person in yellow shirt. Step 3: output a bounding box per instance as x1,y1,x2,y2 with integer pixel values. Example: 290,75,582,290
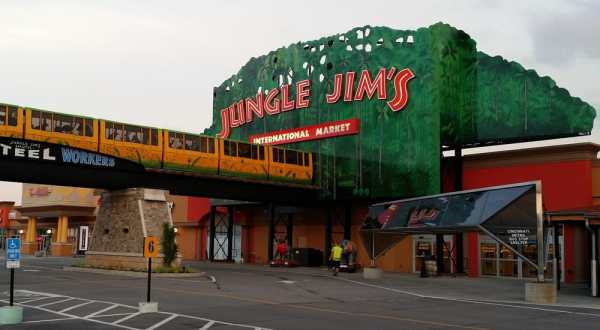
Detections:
330,242,343,276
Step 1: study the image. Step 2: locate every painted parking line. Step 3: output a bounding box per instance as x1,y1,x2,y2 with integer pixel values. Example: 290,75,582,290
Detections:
1,290,273,330
335,277,600,318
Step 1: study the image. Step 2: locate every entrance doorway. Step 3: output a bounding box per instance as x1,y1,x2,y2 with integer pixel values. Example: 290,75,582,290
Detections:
412,234,453,273
207,224,242,262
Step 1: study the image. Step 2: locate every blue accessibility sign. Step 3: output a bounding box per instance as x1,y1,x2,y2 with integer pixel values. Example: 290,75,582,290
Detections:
6,238,21,269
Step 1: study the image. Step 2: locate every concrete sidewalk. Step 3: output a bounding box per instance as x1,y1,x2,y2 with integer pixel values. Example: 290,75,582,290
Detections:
184,260,600,310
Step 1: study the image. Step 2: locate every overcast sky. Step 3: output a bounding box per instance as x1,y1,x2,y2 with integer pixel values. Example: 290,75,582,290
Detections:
1,0,599,203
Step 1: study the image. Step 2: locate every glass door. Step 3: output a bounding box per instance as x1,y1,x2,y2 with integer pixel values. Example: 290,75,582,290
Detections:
413,235,433,273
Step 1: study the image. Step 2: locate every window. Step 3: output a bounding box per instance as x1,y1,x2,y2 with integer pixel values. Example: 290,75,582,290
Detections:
84,119,93,137
105,122,114,139
200,136,208,153
8,107,17,126
31,110,41,129
54,114,74,134
259,146,265,160
114,124,124,141
141,128,149,144
125,125,142,144
151,129,158,145
0,105,5,125
273,148,285,163
184,134,201,151
285,150,298,165
42,112,52,131
224,140,237,156
304,152,309,167
238,142,251,158
72,117,83,136
207,137,215,153
251,145,258,160
169,132,184,149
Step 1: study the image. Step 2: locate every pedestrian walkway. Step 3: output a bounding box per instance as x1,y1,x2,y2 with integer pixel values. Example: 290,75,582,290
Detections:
0,290,271,329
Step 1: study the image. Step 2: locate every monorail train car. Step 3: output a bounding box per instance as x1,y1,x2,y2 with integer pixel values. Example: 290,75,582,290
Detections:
163,130,218,174
100,120,163,168
25,108,98,152
0,102,314,184
0,103,24,138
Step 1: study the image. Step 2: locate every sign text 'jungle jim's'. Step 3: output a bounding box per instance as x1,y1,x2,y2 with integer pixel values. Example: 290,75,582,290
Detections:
217,67,415,139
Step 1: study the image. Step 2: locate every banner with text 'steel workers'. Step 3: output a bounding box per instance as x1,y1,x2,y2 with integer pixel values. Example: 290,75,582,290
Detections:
206,22,595,200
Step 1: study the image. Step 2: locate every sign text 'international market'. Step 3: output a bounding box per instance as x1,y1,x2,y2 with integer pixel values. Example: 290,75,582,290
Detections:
217,67,414,139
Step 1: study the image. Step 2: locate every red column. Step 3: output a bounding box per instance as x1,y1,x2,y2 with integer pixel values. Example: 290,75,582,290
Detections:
467,232,479,277
563,224,575,283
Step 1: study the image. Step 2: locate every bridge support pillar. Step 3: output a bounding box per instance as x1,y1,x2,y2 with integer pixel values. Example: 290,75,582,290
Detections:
51,216,73,257
22,217,37,255
85,188,180,271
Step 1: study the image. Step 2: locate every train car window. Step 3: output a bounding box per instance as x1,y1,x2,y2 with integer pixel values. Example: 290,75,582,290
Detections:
72,117,83,136
105,122,114,139
42,112,52,132
250,145,258,160
272,147,279,162
8,107,18,126
114,124,124,141
185,135,201,151
31,110,41,129
54,114,74,134
0,106,5,125
238,142,251,158
199,136,208,153
286,150,298,165
169,132,184,149
141,128,149,144
304,152,309,167
207,137,215,153
84,119,93,137
124,125,141,144
259,146,265,160
151,129,158,145
224,140,237,156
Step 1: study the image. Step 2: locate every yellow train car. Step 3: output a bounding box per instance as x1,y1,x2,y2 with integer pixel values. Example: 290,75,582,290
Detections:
99,120,163,168
25,108,98,152
0,104,24,138
163,130,219,174
218,139,268,180
268,146,313,184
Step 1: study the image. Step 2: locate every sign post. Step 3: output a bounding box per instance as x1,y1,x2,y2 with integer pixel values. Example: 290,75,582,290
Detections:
140,236,159,313
1,238,23,325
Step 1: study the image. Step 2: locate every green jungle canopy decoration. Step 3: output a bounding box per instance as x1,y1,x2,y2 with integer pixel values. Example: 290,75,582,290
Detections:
205,22,596,200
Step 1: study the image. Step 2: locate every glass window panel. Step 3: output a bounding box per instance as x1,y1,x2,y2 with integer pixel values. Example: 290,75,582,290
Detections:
207,137,215,153
8,107,18,126
200,136,208,153
499,260,518,277
238,143,251,158
169,132,183,149
273,148,279,162
105,122,114,139
141,128,148,144
151,129,158,145
259,146,265,160
285,150,298,164
224,140,231,155
0,105,5,125
84,119,93,137
124,125,141,143
481,259,497,276
72,117,83,136
42,112,52,131
304,152,309,166
114,124,124,141
31,110,40,129
251,145,258,160
185,135,201,151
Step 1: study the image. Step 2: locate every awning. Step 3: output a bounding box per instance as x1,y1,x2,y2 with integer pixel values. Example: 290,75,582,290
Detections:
361,181,544,277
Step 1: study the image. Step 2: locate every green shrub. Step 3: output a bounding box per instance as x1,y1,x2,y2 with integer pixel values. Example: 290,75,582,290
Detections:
161,222,178,266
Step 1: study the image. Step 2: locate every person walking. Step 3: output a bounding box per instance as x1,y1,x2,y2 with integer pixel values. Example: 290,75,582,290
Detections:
330,241,343,276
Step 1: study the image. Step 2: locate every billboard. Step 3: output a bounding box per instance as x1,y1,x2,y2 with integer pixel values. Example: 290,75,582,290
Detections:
206,23,595,200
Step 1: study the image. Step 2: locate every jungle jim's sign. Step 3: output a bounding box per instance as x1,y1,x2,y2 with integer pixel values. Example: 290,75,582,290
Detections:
217,67,414,139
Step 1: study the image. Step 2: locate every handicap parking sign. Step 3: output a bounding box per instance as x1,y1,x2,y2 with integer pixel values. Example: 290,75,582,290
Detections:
6,238,21,269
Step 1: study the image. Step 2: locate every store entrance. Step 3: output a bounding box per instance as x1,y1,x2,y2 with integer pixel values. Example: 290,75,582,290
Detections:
413,234,453,274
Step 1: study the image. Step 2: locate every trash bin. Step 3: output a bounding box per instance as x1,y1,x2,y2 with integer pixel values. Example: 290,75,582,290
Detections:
425,260,437,276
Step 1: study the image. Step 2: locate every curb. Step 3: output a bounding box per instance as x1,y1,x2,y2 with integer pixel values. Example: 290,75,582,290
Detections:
63,266,207,278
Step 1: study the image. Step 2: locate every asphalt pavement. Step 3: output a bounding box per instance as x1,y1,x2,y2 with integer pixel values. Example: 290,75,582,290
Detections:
0,257,599,329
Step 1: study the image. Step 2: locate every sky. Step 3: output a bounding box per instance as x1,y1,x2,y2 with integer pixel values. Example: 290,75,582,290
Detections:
0,0,599,204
